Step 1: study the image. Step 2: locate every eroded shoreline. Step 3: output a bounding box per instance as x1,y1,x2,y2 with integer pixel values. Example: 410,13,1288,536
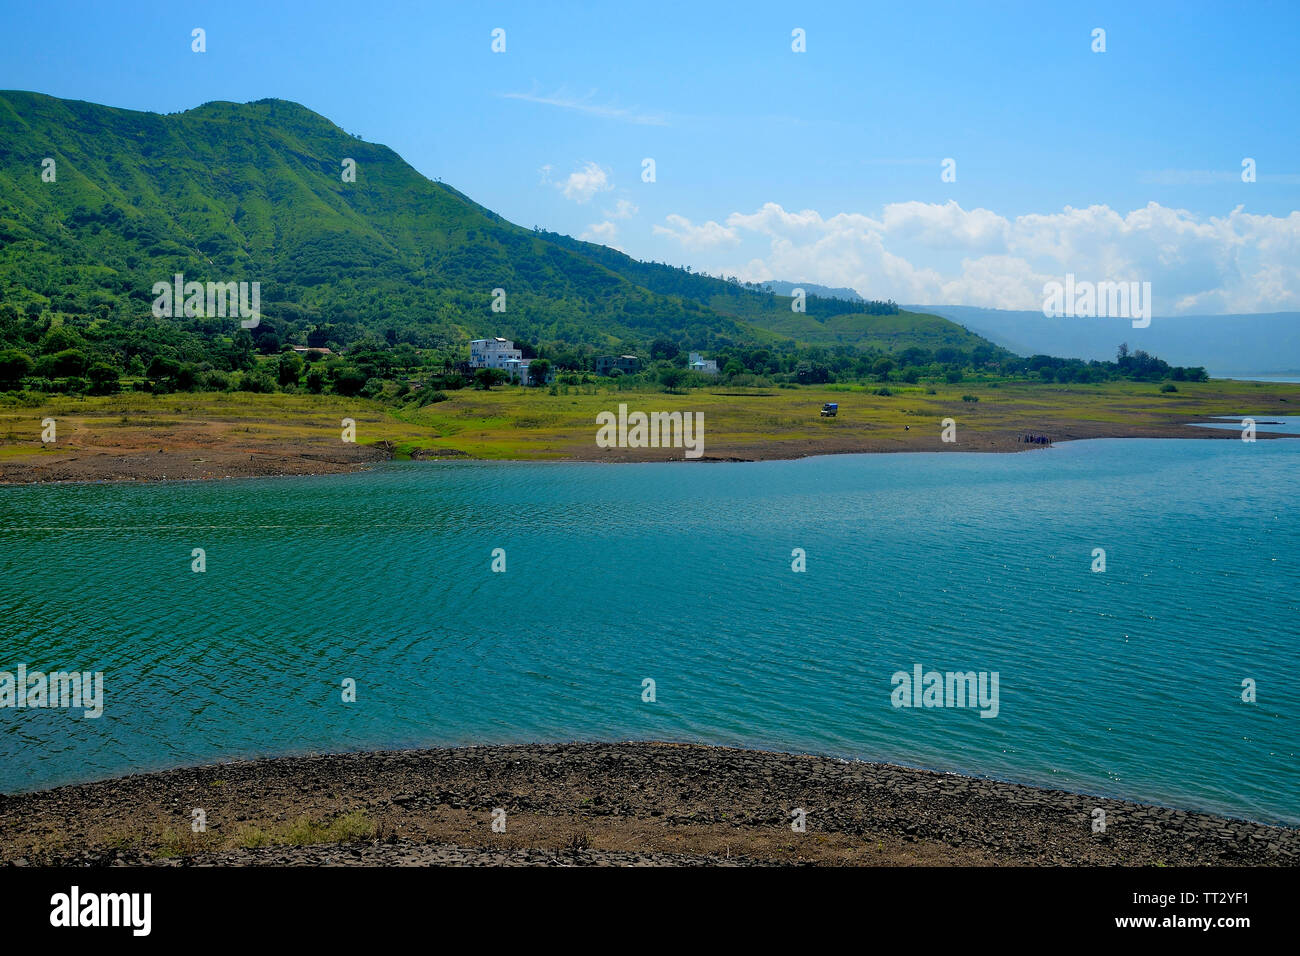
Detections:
2,742,1295,867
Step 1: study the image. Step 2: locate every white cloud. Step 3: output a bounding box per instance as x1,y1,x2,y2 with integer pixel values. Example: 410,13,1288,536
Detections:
606,198,639,219
580,220,619,247
499,88,669,126
652,213,739,250
558,162,613,203
656,200,1300,314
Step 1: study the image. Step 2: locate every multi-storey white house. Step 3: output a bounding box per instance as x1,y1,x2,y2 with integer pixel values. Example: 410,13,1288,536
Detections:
469,337,522,370
689,351,719,375
503,357,532,384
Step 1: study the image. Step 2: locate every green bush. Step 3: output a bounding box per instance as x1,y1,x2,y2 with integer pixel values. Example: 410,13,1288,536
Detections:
238,370,276,393
86,363,121,395
0,349,33,390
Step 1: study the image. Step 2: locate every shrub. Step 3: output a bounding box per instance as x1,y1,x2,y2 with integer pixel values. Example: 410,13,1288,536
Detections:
0,349,34,390
38,349,90,378
962,394,979,402
332,367,368,396
1160,383,1177,393
86,363,120,395
202,369,231,391
238,370,276,393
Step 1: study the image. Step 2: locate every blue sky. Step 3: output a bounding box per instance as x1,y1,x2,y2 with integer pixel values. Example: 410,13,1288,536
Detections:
3,0,1298,312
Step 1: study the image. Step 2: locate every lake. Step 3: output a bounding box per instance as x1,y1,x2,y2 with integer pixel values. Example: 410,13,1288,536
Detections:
2,435,1297,824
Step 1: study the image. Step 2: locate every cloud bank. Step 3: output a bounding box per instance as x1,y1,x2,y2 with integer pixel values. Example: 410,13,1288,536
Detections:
654,201,1300,314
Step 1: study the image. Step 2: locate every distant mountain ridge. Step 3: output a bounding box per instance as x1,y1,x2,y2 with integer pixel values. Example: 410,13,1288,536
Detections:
909,304,1300,376
0,90,992,360
765,280,865,303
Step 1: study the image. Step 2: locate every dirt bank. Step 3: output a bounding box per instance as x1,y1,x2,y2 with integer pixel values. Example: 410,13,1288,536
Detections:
2,742,1294,866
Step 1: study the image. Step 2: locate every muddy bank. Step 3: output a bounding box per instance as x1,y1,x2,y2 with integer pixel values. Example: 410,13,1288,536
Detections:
0,440,386,484
2,742,1295,867
2,416,1292,484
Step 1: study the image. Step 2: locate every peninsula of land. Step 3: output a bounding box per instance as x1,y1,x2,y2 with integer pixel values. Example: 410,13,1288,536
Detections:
1,378,1296,485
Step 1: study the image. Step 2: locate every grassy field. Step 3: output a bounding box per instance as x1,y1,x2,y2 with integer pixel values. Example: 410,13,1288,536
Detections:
2,377,1296,481
393,377,1300,459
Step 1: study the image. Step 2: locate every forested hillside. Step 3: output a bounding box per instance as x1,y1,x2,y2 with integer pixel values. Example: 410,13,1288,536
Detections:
0,91,1013,396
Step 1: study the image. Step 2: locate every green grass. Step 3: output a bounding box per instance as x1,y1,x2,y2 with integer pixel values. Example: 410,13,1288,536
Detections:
3,377,1298,466
233,811,376,851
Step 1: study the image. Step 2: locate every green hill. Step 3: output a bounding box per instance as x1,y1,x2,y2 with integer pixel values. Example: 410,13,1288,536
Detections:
0,90,997,371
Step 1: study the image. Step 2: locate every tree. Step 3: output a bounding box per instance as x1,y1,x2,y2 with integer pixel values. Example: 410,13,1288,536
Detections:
659,366,688,392
40,349,89,378
239,369,276,393
38,327,83,354
649,338,680,362
175,364,199,390
147,355,181,380
872,357,895,380
795,362,829,385
86,363,120,395
277,351,303,386
332,366,368,397
0,349,34,390
528,359,551,385
474,368,508,390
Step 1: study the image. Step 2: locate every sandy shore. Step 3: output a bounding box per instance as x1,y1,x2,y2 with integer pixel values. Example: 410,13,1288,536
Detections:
2,742,1295,866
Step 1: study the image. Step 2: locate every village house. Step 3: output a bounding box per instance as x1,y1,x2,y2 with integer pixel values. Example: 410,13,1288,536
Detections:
689,352,719,375
291,346,333,356
595,354,641,376
469,337,523,370
503,356,532,384
470,337,554,385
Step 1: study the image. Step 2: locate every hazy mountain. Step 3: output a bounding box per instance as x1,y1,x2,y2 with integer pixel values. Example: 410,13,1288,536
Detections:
765,280,865,303
909,304,1300,376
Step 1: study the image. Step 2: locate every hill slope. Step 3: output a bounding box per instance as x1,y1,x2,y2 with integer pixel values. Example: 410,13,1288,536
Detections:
0,90,993,361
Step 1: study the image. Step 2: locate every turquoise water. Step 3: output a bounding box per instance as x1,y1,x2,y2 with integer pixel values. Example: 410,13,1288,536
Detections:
2,436,1298,824
1190,416,1300,435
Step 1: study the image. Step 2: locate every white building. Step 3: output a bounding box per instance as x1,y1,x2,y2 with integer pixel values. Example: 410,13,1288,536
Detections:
470,337,522,370
503,357,532,384
689,351,719,375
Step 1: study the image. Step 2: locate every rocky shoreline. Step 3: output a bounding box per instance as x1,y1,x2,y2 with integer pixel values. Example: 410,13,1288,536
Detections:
2,742,1295,866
